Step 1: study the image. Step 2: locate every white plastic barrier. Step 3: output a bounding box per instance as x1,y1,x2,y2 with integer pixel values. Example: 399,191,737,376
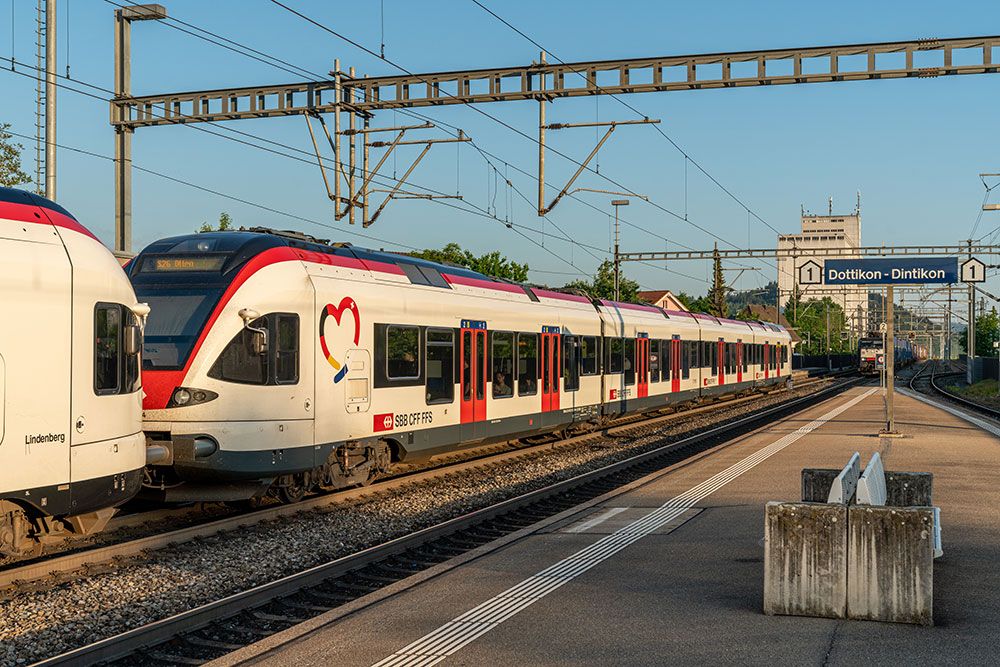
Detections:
827,451,861,504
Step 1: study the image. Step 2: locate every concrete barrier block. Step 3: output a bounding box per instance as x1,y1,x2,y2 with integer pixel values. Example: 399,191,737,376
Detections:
764,502,847,618
886,472,933,507
847,505,934,625
801,469,839,502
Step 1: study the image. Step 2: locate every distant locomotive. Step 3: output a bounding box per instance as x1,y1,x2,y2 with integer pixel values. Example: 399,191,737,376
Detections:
0,187,147,555
129,228,793,504
858,335,915,376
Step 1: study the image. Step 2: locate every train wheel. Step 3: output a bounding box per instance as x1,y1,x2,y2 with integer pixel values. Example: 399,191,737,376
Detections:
277,473,308,504
0,502,32,557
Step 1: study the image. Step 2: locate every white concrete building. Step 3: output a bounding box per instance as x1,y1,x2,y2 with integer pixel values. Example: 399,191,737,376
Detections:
777,211,869,335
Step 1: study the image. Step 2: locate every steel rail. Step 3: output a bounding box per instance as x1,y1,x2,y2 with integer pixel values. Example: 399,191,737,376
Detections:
31,376,858,667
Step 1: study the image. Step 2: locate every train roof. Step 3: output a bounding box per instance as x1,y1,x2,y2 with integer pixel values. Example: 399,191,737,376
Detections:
130,228,789,337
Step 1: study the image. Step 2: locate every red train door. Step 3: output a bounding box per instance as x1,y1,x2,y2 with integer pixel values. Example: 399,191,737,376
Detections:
764,343,769,379
637,336,649,398
460,321,487,427
671,337,681,393
541,327,560,412
737,341,743,383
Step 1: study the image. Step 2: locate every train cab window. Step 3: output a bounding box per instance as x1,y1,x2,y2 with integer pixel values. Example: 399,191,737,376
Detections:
563,335,580,392
491,332,515,398
581,336,599,375
426,328,454,404
209,313,299,385
517,333,538,395
650,340,660,383
95,304,121,394
274,315,299,384
387,326,420,379
94,303,142,396
210,317,268,385
623,338,636,385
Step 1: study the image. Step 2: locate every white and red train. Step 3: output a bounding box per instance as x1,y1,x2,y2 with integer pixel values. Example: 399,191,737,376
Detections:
0,187,147,555
128,228,793,503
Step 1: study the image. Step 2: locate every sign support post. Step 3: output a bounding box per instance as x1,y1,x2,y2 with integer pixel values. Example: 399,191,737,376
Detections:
883,284,897,435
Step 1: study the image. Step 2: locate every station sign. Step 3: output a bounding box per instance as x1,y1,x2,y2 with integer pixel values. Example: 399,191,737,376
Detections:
824,257,958,285
798,260,823,285
876,354,886,369
960,258,985,283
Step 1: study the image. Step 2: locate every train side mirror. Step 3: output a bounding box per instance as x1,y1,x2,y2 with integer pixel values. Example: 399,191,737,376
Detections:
239,308,268,356
125,325,142,356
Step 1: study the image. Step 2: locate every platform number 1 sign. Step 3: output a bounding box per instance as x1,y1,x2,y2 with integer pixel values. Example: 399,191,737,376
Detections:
961,258,985,283
798,260,822,285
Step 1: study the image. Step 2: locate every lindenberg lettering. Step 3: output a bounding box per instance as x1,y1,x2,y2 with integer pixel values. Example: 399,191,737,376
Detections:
25,432,66,445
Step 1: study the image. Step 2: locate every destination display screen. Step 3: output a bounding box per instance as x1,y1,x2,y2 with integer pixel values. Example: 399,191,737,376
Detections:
141,255,227,272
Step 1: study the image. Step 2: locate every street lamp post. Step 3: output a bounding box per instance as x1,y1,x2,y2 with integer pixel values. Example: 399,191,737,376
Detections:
611,199,629,301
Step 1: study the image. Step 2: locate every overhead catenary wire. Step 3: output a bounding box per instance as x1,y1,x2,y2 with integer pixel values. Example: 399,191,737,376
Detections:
98,1,714,279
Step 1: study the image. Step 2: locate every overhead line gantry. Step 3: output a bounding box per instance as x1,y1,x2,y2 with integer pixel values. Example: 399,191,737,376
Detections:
111,23,1000,251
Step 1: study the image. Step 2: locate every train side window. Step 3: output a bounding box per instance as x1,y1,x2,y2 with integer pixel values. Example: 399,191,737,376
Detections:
124,308,141,393
605,338,623,374
650,340,660,383
662,340,671,381
681,341,690,379
95,303,122,395
581,336,598,375
563,335,580,392
387,326,420,379
491,331,514,398
426,328,454,404
623,338,636,385
274,314,299,384
209,316,268,385
517,333,538,395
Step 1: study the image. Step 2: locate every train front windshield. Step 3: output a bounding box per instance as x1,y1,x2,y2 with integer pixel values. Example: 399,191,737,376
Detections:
136,288,224,369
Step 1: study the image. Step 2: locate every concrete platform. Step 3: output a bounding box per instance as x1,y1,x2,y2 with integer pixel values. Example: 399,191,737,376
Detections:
210,384,1000,667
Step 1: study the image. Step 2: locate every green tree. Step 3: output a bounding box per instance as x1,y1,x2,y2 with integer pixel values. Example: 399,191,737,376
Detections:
958,307,999,357
563,260,640,302
410,243,529,282
0,123,32,188
784,295,847,355
706,247,728,318
199,211,234,232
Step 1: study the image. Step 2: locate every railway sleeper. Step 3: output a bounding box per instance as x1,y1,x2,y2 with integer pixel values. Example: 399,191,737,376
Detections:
144,650,207,666
252,610,307,624
185,636,245,651
280,598,334,613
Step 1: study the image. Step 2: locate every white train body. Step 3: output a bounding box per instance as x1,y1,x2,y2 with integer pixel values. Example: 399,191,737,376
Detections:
0,187,145,554
130,230,791,502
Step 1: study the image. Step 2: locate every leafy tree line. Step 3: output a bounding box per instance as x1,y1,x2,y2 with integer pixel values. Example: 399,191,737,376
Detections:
0,123,32,189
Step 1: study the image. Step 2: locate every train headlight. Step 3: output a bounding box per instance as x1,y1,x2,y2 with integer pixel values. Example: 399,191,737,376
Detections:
167,387,218,408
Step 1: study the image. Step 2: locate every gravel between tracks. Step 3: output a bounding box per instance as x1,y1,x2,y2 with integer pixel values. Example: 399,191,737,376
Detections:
0,380,834,665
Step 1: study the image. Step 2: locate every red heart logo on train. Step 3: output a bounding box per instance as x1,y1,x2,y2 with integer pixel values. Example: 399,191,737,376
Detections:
319,297,361,383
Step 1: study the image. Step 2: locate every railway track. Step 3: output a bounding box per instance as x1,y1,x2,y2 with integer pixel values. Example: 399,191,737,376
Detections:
1,371,839,592
30,374,858,667
909,359,1000,420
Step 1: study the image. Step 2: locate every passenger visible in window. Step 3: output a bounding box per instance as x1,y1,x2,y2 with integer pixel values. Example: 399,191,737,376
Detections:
493,371,511,397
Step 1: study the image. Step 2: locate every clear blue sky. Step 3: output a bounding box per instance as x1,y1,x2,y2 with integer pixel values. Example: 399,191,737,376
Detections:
3,0,1000,306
